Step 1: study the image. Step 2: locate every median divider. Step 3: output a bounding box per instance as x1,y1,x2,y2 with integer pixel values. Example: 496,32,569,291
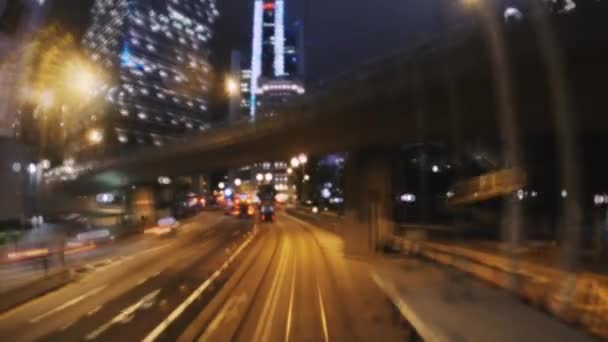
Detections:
390,234,608,339
0,268,73,313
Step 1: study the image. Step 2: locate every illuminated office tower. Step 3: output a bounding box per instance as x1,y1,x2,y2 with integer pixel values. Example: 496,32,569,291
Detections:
78,0,219,157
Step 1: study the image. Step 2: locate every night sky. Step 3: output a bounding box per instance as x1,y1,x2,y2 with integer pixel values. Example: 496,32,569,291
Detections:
49,0,446,84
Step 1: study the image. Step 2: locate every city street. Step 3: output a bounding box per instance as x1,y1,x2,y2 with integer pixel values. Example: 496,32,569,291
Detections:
0,212,253,341
183,212,409,342
0,211,411,342
1,1,607,341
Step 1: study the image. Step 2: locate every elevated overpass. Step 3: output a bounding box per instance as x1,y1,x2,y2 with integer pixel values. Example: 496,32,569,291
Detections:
57,13,608,192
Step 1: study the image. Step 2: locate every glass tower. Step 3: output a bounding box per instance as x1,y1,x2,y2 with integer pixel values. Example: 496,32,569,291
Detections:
250,0,285,117
79,0,219,157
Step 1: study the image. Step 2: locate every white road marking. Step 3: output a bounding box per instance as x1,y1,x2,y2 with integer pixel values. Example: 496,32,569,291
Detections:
142,231,256,342
137,277,148,286
85,289,161,340
317,281,330,342
59,320,76,331
29,285,107,323
255,238,290,341
285,258,297,342
198,293,249,341
87,305,103,316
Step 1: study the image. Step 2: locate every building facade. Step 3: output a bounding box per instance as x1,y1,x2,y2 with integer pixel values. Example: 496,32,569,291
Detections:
248,0,305,118
77,0,219,159
0,0,51,138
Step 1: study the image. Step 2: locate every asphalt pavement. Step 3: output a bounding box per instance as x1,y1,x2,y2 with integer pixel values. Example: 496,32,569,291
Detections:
185,212,409,342
0,212,253,342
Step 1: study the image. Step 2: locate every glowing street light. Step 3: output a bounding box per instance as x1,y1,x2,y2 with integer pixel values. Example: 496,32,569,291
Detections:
256,173,264,182
265,173,273,182
290,157,300,168
303,174,310,182
68,63,101,97
234,178,242,186
225,76,238,96
287,168,293,175
41,159,51,170
218,182,226,190
87,128,103,144
39,90,54,109
11,162,22,173
298,153,308,164
27,163,37,175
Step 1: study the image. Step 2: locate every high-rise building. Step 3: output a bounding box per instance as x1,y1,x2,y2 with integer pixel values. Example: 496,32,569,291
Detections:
77,0,219,158
284,20,305,79
250,0,284,116
240,68,252,115
0,0,51,137
248,0,305,116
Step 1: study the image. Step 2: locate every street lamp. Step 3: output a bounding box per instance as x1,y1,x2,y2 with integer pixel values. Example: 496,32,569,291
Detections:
225,76,238,96
303,174,310,182
68,63,101,98
87,128,103,144
298,153,308,165
234,178,242,186
218,182,226,190
265,173,273,182
27,163,37,175
287,168,293,175
290,157,300,168
41,159,51,170
12,162,22,173
39,90,54,110
256,173,264,182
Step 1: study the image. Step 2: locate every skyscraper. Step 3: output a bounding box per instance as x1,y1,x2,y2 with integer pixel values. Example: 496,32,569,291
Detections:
78,0,219,158
250,0,286,117
0,0,51,137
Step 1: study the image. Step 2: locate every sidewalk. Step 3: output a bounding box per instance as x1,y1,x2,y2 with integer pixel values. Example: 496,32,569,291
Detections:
372,257,594,342
287,210,595,342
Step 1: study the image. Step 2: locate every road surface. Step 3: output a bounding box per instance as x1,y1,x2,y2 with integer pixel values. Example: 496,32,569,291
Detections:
183,212,408,342
0,213,253,342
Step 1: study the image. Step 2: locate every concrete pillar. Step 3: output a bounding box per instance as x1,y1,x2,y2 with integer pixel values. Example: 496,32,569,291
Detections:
343,149,395,255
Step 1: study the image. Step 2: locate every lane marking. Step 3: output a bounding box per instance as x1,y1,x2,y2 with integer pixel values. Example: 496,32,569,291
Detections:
265,248,289,340
59,320,76,331
29,285,107,323
85,289,161,340
198,293,248,341
142,231,256,342
87,305,103,316
285,257,297,342
137,277,148,286
317,281,330,342
254,237,288,341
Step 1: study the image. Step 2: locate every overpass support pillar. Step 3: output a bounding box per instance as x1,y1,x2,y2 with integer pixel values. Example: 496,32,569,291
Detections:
343,149,395,255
